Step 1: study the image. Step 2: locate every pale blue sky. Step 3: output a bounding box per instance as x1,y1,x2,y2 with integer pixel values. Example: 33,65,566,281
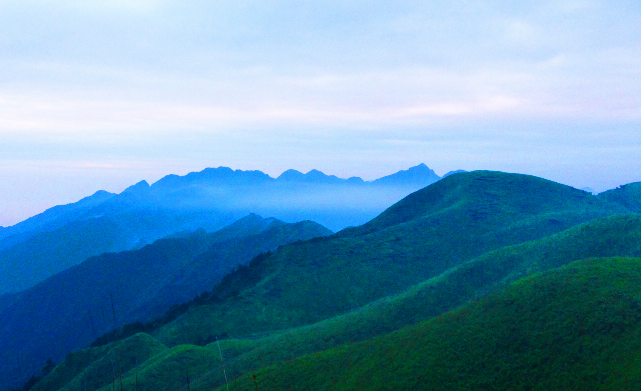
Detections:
1,0,640,226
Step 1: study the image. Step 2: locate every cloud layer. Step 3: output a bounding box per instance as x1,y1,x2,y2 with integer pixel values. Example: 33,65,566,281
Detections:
1,0,640,225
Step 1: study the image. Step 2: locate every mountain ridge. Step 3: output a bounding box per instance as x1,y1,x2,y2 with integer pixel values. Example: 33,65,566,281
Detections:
144,171,628,349
10,170,641,391
0,215,332,391
0,164,447,294
29,212,641,391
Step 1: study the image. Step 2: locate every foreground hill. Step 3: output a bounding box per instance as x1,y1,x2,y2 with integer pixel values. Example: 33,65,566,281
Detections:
0,164,441,294
177,215,641,390
226,257,641,390
33,252,641,390
1,215,331,391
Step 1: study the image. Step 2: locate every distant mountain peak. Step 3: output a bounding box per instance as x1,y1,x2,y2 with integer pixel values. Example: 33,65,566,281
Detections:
278,169,305,181
277,169,342,183
306,169,325,175
92,190,113,197
122,180,150,194
152,166,273,189
305,169,341,182
372,163,441,186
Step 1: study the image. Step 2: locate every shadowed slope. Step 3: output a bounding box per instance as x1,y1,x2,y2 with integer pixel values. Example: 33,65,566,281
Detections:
0,216,330,391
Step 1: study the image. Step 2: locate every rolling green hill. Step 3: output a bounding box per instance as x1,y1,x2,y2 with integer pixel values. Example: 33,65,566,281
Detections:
223,257,641,391
133,214,640,391
599,182,641,213
150,171,626,347
20,171,641,391
31,333,167,391
36,253,641,390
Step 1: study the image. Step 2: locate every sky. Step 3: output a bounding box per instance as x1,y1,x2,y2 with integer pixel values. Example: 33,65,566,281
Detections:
1,0,640,226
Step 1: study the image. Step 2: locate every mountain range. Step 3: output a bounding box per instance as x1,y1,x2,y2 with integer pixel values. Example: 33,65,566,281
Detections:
9,170,641,391
0,164,445,294
0,214,331,391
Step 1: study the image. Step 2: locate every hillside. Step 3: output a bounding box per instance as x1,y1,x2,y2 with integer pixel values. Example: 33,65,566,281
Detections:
0,204,232,294
171,215,641,390
224,257,641,391
599,182,641,212
106,214,639,391
149,171,626,347
33,254,641,391
22,171,641,391
0,215,331,391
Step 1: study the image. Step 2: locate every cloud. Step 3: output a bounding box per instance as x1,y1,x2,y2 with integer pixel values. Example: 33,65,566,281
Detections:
0,0,640,225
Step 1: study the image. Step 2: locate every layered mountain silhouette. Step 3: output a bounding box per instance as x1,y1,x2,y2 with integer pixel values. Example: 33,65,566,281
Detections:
0,215,331,391
16,170,641,391
0,164,443,294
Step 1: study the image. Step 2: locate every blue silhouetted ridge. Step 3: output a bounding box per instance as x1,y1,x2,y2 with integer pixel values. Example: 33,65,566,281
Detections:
372,163,441,186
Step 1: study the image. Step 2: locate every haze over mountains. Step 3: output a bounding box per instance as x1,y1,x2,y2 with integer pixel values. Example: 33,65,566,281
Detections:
6,170,641,391
4,168,641,391
0,163,444,294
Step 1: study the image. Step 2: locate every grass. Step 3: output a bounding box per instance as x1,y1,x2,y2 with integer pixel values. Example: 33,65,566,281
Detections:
32,333,166,391
27,171,641,391
180,214,641,390
220,257,641,390
150,172,627,348
599,182,641,212
96,344,221,391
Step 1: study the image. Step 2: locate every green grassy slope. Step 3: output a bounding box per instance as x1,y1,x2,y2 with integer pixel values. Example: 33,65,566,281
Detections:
32,333,167,391
337,170,617,238
151,171,626,346
599,182,641,212
95,344,222,391
138,220,333,321
180,214,641,390
223,257,641,391
25,172,641,391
